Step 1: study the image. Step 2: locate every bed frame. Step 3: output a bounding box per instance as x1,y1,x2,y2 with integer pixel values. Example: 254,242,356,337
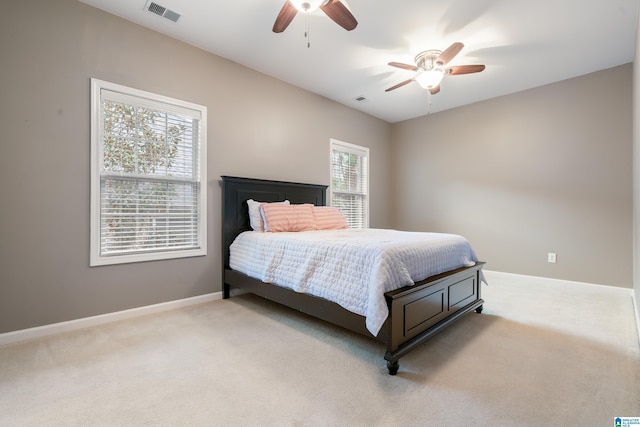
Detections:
222,176,485,375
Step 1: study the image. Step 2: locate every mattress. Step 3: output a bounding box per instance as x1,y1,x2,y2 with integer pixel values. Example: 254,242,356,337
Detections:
229,228,480,336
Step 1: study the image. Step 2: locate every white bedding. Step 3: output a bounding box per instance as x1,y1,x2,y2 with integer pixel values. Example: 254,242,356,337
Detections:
229,228,480,336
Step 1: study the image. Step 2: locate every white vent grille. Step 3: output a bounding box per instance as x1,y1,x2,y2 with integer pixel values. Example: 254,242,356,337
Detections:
148,2,166,16
146,2,181,22
162,9,181,22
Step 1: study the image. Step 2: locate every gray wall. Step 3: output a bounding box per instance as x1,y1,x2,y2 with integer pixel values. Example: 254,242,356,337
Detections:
0,0,635,335
633,8,640,325
0,0,392,333
391,65,633,288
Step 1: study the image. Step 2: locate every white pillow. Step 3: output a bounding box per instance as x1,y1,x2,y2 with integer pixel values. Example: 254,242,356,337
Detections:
247,199,290,232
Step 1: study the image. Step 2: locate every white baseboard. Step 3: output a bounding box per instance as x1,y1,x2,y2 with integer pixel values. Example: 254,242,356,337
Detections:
483,270,633,295
0,292,222,347
2,271,638,348
633,292,640,346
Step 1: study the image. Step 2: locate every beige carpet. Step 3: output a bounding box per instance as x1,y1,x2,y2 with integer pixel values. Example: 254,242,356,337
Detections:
1,272,639,426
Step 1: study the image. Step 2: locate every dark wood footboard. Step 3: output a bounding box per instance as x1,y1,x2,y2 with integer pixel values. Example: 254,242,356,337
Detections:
382,262,484,374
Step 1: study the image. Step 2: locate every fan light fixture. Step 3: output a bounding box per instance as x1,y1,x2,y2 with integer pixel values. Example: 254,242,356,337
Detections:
416,70,444,89
385,43,485,94
289,0,326,12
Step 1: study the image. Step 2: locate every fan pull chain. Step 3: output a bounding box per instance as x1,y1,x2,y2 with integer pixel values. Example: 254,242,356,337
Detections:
305,13,311,48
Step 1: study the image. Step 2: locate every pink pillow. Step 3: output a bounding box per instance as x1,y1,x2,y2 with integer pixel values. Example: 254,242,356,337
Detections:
313,206,348,230
261,203,317,232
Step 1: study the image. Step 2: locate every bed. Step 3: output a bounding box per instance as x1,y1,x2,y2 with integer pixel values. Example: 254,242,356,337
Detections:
222,175,485,375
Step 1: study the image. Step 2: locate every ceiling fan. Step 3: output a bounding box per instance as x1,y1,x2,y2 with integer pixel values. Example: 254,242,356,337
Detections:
385,42,485,94
272,0,358,33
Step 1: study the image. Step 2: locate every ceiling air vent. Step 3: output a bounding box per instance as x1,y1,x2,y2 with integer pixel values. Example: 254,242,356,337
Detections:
146,2,181,23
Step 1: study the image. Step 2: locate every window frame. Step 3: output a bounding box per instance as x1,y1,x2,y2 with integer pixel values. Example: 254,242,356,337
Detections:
329,138,369,228
90,78,207,266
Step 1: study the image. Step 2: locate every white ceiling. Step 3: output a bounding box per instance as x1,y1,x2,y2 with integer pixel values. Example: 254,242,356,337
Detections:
79,0,638,123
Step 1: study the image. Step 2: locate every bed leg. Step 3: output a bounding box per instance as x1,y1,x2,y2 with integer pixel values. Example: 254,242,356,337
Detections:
475,305,483,314
386,360,399,375
223,283,231,299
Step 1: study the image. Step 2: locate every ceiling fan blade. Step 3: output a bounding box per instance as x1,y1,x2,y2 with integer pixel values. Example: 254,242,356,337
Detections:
447,64,486,75
385,78,414,92
437,42,464,65
388,62,419,72
429,85,440,95
320,0,358,31
273,1,298,33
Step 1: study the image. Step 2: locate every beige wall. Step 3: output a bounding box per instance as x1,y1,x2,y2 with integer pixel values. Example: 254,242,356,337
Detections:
0,0,392,333
391,65,633,288
0,0,635,334
633,8,640,324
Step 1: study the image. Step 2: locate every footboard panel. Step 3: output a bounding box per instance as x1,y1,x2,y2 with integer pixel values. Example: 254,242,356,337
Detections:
384,263,485,362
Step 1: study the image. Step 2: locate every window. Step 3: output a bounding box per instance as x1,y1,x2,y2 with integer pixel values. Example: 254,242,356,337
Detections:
90,79,207,266
330,139,369,228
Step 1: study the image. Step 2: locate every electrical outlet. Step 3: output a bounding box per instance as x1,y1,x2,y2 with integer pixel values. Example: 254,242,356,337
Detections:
548,252,557,263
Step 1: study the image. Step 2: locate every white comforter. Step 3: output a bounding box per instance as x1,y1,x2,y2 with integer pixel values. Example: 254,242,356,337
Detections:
229,228,479,336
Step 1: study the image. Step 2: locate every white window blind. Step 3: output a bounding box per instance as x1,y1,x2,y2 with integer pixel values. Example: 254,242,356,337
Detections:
90,79,207,266
330,139,369,228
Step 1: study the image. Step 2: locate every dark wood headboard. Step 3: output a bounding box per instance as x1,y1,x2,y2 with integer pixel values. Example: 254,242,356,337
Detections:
221,176,327,268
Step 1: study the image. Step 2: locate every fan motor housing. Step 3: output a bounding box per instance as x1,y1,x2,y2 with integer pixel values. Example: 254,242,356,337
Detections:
415,50,442,70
